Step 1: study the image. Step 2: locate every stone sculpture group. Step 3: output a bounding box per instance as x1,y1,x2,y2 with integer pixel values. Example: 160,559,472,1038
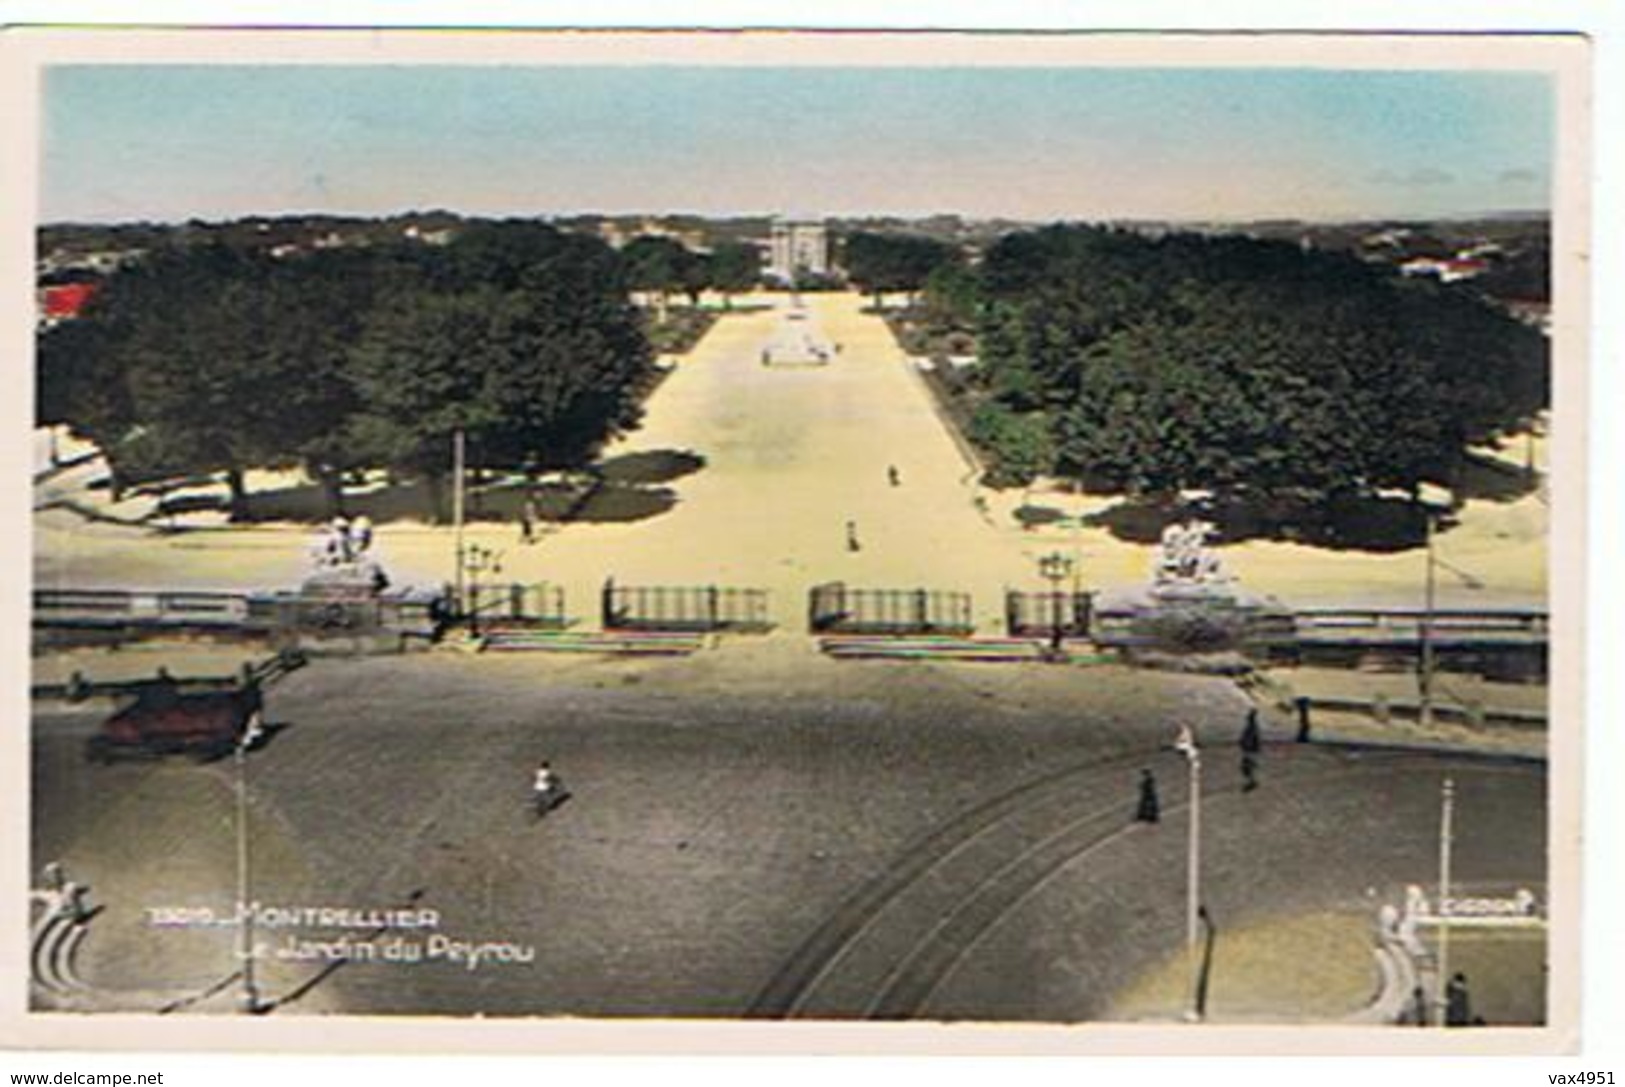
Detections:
1154,519,1229,588
306,516,389,592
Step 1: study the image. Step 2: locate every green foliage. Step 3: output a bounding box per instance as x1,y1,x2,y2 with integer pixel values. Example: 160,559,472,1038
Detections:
38,222,653,521
968,403,1053,488
971,225,1548,505
921,261,982,329
842,231,960,303
644,309,719,355
708,242,762,304
347,227,651,489
45,242,366,511
621,235,696,298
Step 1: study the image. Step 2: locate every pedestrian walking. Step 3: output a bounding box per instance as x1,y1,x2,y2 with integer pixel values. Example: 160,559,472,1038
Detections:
1135,769,1161,824
1240,708,1263,792
43,861,66,895
350,515,374,554
519,494,538,545
846,520,861,553
1445,972,1472,1026
1294,696,1313,743
887,465,900,487
1408,985,1429,1026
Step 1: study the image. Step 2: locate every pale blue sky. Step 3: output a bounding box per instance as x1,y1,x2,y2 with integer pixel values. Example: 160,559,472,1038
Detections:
41,65,1552,223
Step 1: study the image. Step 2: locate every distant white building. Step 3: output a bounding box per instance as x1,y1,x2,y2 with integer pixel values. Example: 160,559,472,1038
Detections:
1399,256,1489,284
402,224,455,246
767,217,830,283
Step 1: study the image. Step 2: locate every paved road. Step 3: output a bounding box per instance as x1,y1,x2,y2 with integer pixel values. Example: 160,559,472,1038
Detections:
31,652,1545,1021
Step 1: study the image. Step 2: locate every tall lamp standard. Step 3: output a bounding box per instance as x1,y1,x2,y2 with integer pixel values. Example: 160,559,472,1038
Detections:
1418,508,1484,729
1174,724,1203,1022
1436,777,1456,1028
1038,551,1074,658
452,428,467,617
234,718,265,1014
1419,511,1437,728
463,544,503,638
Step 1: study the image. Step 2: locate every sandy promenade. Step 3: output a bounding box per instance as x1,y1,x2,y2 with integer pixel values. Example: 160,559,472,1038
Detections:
505,291,1035,630
33,290,1548,623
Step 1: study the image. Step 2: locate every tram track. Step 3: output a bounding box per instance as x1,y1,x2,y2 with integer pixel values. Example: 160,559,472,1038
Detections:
750,745,1537,1019
745,746,1161,1016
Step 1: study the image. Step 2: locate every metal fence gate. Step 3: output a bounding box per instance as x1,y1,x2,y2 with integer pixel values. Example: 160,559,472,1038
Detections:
468,583,568,628
1004,590,1094,639
601,579,771,632
807,582,974,635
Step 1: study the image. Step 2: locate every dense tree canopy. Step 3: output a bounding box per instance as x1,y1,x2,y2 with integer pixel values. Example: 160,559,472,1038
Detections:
38,223,654,520
621,235,698,301
707,241,763,307
971,225,1548,502
841,232,960,306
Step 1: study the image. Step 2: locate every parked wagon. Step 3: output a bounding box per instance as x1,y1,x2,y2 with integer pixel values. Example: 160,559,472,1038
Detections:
84,679,263,764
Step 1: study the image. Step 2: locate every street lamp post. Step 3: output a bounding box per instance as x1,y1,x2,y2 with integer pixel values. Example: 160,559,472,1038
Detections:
452,428,467,615
1174,725,1202,1021
1038,551,1074,658
234,733,262,1014
1418,509,1485,729
1419,511,1437,728
1436,776,1455,1028
463,544,503,638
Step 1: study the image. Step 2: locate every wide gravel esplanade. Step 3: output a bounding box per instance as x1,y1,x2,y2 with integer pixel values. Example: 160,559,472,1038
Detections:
539,292,1034,631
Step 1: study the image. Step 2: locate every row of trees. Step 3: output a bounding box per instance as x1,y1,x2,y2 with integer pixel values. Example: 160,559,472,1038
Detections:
940,225,1548,502
840,231,961,307
620,235,762,308
39,222,659,521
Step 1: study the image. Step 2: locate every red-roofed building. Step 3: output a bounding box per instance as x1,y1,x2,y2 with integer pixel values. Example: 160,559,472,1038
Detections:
39,282,99,323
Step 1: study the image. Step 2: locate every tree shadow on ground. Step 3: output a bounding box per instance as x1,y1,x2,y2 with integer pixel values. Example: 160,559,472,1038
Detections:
1080,493,1448,553
593,449,706,486
1455,452,1540,504
484,480,678,524
1014,504,1068,528
132,453,703,529
234,479,442,525
225,476,677,526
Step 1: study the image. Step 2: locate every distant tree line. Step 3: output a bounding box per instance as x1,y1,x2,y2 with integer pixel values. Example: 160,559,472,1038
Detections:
620,236,762,309
915,224,1549,502
840,231,961,308
37,221,702,521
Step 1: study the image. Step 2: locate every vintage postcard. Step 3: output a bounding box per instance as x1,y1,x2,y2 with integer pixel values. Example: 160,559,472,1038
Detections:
0,27,1590,1056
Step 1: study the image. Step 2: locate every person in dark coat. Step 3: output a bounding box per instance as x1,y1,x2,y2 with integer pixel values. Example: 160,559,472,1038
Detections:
1295,696,1313,742
1240,708,1263,792
1409,985,1429,1026
1135,769,1161,824
1445,972,1472,1026
519,495,538,545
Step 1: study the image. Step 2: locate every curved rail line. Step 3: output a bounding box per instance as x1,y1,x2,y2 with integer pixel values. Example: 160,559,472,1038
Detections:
746,747,1162,1016
885,756,1541,1020
866,763,1368,1019
751,747,1538,1019
864,799,1141,1018
870,756,1540,1019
